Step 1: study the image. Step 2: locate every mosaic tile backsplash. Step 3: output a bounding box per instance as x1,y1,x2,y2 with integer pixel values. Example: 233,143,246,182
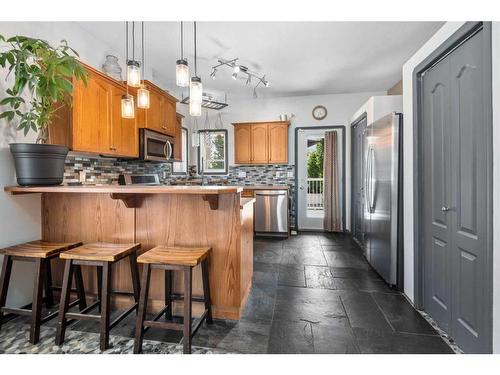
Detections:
63,155,297,228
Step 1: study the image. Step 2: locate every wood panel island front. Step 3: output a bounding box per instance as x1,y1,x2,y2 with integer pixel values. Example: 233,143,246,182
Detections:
4,185,255,320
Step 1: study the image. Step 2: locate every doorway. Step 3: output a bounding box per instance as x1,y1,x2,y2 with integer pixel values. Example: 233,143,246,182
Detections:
414,22,493,353
295,126,345,231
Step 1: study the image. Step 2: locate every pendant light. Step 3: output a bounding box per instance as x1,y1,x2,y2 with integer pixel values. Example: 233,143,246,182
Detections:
176,22,190,87
127,22,141,88
189,21,202,117
122,21,135,119
137,22,150,109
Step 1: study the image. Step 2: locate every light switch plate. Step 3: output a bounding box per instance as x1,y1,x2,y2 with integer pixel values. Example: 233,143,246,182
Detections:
79,170,86,183
238,171,246,178
276,171,286,178
287,171,294,178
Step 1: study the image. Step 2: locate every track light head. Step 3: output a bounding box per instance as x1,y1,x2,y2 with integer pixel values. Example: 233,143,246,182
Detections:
232,72,238,80
233,64,240,73
264,80,270,87
210,69,217,80
246,76,251,85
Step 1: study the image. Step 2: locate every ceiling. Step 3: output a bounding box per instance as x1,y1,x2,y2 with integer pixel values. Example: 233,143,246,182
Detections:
77,21,444,100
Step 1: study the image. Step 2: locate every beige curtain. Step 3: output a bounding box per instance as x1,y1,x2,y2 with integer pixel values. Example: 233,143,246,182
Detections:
323,131,341,232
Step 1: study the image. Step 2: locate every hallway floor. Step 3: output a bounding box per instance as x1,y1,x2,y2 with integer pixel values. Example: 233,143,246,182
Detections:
0,233,455,354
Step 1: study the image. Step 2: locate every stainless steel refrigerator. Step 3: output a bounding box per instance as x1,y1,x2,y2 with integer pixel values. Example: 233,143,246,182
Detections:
357,112,403,287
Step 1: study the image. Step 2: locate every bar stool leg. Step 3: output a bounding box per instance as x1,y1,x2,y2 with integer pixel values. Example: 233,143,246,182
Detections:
183,266,192,354
74,264,87,311
164,270,172,320
134,263,151,354
44,258,54,308
30,258,46,344
129,252,140,304
0,255,13,330
100,262,112,351
96,266,102,313
55,259,74,345
201,259,213,324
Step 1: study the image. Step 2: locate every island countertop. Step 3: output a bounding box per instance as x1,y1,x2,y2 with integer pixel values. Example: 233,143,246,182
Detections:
4,185,243,195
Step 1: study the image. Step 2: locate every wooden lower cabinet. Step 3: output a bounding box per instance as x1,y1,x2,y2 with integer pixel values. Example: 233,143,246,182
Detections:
233,121,290,164
49,63,138,158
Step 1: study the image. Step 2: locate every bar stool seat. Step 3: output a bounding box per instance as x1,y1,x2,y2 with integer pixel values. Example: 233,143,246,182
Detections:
55,242,141,351
0,240,83,344
137,246,210,266
134,246,213,354
60,242,139,262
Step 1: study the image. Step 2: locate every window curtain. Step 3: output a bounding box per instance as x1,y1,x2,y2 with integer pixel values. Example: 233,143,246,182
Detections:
323,131,341,232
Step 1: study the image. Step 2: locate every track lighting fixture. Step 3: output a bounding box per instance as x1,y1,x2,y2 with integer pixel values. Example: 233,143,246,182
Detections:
211,57,269,97
210,69,217,80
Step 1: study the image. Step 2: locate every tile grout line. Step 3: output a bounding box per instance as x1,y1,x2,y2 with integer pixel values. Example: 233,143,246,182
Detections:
370,292,397,332
338,294,362,354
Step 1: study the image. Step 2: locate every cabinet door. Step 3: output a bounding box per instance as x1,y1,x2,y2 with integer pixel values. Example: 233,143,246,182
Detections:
163,99,177,136
72,72,112,154
251,124,269,163
268,123,289,163
110,86,138,157
173,115,182,160
145,90,164,134
234,125,252,163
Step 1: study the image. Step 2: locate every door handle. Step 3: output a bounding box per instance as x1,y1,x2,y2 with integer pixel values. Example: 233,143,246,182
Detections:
441,206,454,212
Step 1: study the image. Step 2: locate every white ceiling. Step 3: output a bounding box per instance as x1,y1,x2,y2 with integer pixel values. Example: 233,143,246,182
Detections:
77,21,444,100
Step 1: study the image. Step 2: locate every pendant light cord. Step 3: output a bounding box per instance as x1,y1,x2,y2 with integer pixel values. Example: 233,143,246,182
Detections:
132,21,135,61
141,21,145,80
180,21,184,59
125,21,129,95
194,21,197,77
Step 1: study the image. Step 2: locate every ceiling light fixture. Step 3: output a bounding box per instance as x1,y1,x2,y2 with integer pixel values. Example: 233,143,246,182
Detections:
210,68,217,80
126,22,141,88
176,22,189,87
212,58,269,98
189,21,202,117
122,22,135,119
137,21,150,109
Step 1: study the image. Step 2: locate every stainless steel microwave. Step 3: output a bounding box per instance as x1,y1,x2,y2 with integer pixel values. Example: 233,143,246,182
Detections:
139,129,175,162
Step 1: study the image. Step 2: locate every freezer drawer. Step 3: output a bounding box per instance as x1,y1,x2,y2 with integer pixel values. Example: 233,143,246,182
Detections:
254,190,289,236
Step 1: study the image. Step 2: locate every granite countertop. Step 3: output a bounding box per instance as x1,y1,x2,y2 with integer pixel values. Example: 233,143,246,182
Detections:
241,185,289,190
4,185,242,195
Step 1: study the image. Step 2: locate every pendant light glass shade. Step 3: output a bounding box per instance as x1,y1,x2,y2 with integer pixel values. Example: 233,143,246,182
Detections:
189,76,202,117
176,59,190,87
127,60,141,87
121,94,135,118
137,85,150,109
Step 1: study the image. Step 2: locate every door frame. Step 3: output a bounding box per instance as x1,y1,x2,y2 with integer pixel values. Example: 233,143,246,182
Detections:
349,112,368,238
412,22,493,350
294,125,346,231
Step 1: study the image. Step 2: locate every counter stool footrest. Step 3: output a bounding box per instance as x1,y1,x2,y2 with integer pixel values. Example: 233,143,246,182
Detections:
109,303,138,330
66,312,101,321
170,293,206,303
1,307,32,316
143,320,184,331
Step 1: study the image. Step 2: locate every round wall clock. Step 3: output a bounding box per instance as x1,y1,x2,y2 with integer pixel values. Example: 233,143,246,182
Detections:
312,105,327,120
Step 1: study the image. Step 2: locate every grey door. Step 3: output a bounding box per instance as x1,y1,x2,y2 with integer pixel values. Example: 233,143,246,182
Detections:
421,27,491,353
351,117,366,246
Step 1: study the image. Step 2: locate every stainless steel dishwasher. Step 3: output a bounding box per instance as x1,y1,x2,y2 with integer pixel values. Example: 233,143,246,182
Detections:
254,190,289,237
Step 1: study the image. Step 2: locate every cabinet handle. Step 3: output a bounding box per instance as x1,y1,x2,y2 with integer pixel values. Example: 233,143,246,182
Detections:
109,146,116,151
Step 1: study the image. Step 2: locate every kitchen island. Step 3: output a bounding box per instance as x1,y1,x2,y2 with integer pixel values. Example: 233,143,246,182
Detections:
4,185,254,320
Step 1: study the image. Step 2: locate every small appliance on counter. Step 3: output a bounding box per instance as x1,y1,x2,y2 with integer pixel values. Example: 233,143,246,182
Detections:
118,173,160,186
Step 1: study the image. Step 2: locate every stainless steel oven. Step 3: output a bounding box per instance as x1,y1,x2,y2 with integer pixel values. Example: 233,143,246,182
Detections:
139,129,175,162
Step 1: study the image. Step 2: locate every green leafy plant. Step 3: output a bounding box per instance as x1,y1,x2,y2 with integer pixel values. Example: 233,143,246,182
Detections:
0,34,87,143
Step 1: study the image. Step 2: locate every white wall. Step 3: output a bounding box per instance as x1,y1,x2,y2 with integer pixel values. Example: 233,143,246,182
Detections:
402,21,500,353
0,22,136,306
182,91,384,169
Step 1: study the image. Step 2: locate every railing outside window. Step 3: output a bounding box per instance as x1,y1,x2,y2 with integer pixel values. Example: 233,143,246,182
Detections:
307,178,324,210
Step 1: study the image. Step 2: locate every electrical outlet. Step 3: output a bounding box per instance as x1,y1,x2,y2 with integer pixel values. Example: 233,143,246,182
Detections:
287,171,294,178
238,171,246,178
79,170,86,183
276,171,286,178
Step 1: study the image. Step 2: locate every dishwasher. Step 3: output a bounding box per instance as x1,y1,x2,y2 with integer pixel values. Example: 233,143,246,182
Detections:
254,190,289,237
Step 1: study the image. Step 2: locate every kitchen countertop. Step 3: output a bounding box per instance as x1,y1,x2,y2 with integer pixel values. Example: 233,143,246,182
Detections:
4,185,243,195
241,185,289,190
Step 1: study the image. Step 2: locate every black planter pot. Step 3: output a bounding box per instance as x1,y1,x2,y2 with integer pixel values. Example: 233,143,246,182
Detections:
9,143,69,186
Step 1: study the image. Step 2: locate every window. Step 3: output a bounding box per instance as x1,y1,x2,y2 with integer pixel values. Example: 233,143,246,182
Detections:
172,128,188,175
198,129,228,175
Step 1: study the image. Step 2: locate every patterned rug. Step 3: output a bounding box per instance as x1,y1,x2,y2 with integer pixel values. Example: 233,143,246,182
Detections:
0,322,229,354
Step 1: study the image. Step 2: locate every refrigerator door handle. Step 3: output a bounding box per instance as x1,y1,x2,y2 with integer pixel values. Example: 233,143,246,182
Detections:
369,147,375,212
364,145,372,213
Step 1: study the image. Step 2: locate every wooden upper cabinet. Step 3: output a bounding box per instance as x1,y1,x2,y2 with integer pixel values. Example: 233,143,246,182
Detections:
233,121,289,164
234,125,252,164
251,124,269,163
50,64,138,157
268,122,289,163
71,72,112,154
136,81,178,136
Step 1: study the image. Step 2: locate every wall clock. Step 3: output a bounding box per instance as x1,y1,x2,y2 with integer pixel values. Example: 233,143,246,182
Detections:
312,105,327,120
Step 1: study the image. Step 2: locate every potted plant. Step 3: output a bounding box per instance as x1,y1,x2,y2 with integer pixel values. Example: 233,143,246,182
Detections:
0,35,87,186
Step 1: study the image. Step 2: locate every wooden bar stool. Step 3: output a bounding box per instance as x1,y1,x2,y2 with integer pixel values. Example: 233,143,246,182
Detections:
0,240,84,344
134,246,213,354
55,242,141,351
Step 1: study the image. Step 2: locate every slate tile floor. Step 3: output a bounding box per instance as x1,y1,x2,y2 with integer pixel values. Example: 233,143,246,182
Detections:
0,233,455,354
